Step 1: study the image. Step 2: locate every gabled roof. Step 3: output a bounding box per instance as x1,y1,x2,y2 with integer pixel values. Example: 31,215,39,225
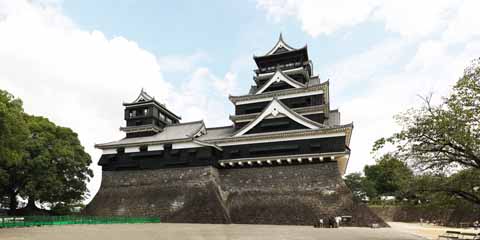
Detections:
132,88,153,103
229,82,326,105
230,105,325,123
264,33,296,56
255,69,305,94
253,34,309,68
123,89,181,121
95,121,205,149
233,98,325,137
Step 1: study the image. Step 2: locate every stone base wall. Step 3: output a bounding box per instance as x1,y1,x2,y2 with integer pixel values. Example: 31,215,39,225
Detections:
220,162,352,225
86,163,385,226
370,205,480,227
86,167,230,223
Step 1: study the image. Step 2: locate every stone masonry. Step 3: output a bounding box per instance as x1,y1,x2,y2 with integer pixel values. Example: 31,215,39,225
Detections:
86,162,385,226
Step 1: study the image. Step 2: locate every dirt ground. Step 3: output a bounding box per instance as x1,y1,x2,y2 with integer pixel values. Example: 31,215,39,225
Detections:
388,222,479,240
0,223,426,240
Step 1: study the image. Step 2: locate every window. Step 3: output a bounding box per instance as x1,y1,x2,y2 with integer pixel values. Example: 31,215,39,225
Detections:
116,147,125,154
131,110,137,117
166,118,173,124
306,97,312,105
164,143,172,151
139,145,148,152
159,112,165,120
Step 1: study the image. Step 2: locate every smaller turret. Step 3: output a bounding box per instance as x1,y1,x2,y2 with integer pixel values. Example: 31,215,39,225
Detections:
120,89,181,138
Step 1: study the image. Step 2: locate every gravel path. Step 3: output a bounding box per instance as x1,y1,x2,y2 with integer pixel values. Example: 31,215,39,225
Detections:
388,222,479,240
0,223,425,240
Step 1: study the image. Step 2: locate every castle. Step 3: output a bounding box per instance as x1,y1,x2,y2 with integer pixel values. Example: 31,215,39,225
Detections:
86,35,384,226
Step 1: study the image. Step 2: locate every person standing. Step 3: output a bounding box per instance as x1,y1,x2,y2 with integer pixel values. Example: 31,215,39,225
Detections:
328,216,334,228
335,216,341,228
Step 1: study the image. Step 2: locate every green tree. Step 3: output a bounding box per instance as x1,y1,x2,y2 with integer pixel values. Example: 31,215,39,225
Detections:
0,90,29,212
373,58,480,205
374,59,480,171
21,115,93,211
0,89,93,213
412,169,480,205
344,172,377,201
364,154,413,200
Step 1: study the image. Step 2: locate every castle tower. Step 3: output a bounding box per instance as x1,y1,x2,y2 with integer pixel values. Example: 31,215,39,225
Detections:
225,34,349,175
121,89,180,138
87,34,385,227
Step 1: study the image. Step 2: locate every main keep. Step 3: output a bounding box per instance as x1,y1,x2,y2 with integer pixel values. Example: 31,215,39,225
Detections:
87,35,383,226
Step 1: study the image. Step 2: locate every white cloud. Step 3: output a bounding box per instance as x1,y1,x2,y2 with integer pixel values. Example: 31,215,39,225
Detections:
214,72,237,97
157,51,209,73
442,0,480,43
321,39,408,94
0,0,235,201
257,0,476,39
257,0,379,36
169,67,235,126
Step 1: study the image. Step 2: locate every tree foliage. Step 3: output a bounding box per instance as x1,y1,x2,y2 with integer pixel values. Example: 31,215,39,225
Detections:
0,89,93,213
372,58,480,205
344,154,412,202
0,90,29,211
344,172,376,201
373,58,480,171
364,154,413,199
409,169,480,206
22,115,93,208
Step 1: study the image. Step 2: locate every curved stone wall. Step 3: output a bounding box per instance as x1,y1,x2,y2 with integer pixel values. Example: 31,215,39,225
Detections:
86,167,231,223
86,163,385,226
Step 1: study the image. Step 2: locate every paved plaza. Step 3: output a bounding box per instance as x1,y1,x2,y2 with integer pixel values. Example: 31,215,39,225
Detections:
0,222,428,240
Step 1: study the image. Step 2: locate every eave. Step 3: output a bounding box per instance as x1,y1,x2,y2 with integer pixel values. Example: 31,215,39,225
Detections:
229,83,327,105
253,46,309,68
255,70,306,94
207,123,353,145
96,123,353,150
233,98,325,137
218,151,350,175
255,66,310,81
123,99,181,121
119,124,163,133
230,105,327,123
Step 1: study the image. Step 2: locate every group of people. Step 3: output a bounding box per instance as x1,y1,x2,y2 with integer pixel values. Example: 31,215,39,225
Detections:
314,216,343,228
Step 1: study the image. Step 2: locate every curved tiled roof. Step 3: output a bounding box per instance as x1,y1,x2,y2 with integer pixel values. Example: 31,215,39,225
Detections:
95,120,205,148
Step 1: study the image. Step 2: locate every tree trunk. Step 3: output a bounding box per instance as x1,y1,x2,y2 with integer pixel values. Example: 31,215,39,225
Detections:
25,197,36,210
8,191,17,215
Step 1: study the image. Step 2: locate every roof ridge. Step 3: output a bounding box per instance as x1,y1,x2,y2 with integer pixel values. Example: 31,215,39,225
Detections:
168,120,204,126
274,99,326,128
229,83,326,102
255,69,306,94
206,125,234,130
233,98,325,137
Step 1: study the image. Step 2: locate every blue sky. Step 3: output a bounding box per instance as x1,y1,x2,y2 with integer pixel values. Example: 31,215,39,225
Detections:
61,0,395,94
1,0,479,200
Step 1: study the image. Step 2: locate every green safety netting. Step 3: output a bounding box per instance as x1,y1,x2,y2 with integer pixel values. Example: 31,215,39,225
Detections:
0,216,160,228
